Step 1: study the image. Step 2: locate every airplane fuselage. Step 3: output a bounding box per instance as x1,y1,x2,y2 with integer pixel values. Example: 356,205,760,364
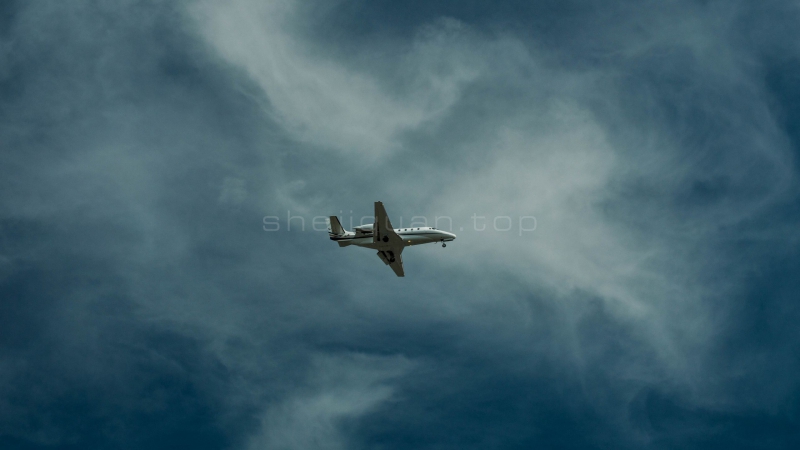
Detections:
330,227,456,250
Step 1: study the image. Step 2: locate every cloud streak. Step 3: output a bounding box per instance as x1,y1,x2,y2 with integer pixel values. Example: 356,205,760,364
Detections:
191,0,483,159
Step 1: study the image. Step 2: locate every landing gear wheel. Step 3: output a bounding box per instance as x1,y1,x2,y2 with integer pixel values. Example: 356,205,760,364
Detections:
442,243,446,248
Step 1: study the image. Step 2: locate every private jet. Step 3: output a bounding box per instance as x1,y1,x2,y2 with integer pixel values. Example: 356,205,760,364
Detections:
326,201,456,277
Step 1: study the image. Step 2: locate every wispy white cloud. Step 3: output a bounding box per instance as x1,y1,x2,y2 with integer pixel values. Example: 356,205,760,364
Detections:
246,353,412,450
190,0,482,159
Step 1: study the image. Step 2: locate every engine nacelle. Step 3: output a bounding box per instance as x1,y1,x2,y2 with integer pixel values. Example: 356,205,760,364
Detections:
354,223,374,236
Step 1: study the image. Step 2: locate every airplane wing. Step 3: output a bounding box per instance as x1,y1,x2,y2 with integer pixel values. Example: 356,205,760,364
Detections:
389,252,404,277
374,202,405,276
374,201,403,246
376,248,404,277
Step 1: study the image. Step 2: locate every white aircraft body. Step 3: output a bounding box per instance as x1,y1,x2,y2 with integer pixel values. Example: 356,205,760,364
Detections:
326,201,456,277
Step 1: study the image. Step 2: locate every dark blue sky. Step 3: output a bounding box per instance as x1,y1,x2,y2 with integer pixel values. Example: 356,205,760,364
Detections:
2,1,800,448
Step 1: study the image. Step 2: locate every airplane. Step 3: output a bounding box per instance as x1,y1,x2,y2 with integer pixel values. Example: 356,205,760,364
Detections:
326,201,456,277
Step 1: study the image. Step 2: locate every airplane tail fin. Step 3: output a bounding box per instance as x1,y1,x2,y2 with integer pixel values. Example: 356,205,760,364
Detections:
327,216,346,236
